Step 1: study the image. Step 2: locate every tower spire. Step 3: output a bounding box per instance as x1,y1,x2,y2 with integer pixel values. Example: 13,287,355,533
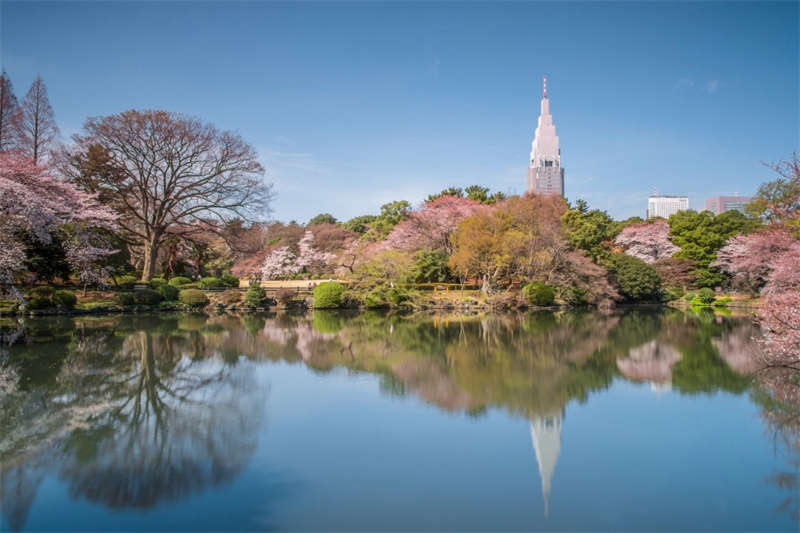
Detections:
543,75,547,98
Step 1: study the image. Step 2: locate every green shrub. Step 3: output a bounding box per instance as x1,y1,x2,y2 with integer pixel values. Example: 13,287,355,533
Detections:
360,285,408,308
363,288,388,309
198,276,224,289
149,277,167,287
27,297,52,310
29,286,54,299
243,285,265,307
219,289,242,305
222,274,239,288
684,293,695,302
664,287,684,302
156,284,180,301
561,287,589,307
409,250,453,283
713,296,732,308
385,286,409,307
610,253,662,301
117,292,135,306
313,282,346,309
697,287,717,305
116,275,139,289
179,289,209,307
168,276,192,287
523,282,555,306
133,289,162,305
52,290,77,309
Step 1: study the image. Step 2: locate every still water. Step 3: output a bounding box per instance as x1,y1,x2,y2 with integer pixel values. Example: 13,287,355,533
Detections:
0,309,797,531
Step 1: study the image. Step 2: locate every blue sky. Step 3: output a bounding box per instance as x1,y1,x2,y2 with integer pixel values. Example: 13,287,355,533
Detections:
2,1,797,222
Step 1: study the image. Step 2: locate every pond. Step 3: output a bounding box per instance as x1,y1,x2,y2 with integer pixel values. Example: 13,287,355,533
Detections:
0,308,797,531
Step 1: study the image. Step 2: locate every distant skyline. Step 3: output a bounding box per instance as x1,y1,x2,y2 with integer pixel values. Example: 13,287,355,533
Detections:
1,1,797,222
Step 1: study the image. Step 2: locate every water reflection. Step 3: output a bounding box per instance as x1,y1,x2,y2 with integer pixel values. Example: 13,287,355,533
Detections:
0,316,265,530
0,307,796,530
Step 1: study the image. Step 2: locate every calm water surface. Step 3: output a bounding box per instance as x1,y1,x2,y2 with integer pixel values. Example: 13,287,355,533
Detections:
0,309,797,531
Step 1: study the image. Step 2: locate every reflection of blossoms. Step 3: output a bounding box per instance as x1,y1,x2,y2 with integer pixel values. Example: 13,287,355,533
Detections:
617,341,681,384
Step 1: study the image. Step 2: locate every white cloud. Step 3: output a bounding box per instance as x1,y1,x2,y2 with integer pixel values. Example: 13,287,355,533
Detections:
706,80,720,94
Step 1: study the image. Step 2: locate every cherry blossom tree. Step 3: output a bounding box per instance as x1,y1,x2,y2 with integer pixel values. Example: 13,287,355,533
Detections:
383,195,487,254
716,225,800,366
614,219,678,264
0,153,116,298
713,227,798,294
261,247,300,280
64,232,119,295
296,231,334,274
758,290,800,368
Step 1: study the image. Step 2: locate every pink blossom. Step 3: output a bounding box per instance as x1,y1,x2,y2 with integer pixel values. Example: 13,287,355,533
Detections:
758,291,800,368
261,247,300,280
713,227,798,293
0,153,116,295
382,195,488,254
296,231,335,274
614,220,678,264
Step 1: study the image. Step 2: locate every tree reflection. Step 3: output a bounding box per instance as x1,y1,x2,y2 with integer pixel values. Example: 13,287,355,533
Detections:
0,307,776,528
0,316,266,530
754,367,800,522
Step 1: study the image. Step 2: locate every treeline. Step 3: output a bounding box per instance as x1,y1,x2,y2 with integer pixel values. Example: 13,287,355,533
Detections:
0,71,796,364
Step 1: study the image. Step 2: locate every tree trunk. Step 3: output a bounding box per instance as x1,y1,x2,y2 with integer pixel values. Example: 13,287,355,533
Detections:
141,238,160,282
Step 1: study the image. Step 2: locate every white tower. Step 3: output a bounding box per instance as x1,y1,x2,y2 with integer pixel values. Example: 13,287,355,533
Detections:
530,409,564,517
527,76,565,196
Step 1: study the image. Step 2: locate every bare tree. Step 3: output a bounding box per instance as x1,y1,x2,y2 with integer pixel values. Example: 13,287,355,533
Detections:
0,71,19,152
65,110,273,281
14,76,59,164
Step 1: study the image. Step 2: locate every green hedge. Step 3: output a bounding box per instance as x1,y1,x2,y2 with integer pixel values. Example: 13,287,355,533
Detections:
149,277,168,287
133,289,163,305
117,292,135,306
168,276,193,287
179,289,209,307
27,297,52,310
199,276,224,289
29,286,54,299
697,287,716,305
116,275,139,289
522,282,555,306
156,284,180,301
52,290,77,309
610,253,662,302
222,274,239,288
313,282,346,309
